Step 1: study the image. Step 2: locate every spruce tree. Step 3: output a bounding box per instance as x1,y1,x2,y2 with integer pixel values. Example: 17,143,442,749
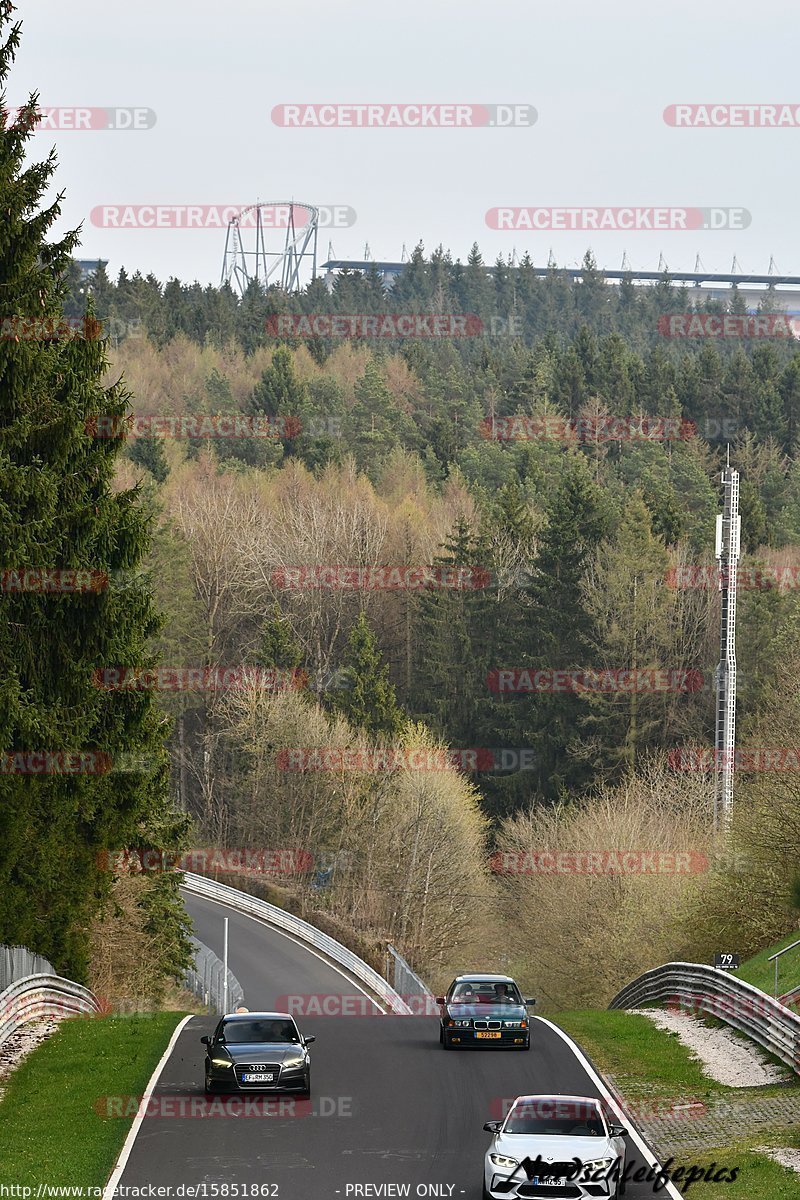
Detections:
331,611,404,739
0,5,189,979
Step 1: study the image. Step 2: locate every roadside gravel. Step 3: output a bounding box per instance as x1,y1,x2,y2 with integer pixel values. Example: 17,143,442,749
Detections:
629,1006,790,1087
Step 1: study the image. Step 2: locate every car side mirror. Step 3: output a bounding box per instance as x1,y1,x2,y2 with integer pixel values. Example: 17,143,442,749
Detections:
483,1121,503,1133
435,997,445,1005
303,1035,316,1045
200,1035,211,1045
609,1124,627,1137
525,998,536,1006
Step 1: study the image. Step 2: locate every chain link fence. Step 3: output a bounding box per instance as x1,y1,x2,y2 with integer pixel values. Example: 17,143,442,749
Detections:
385,944,437,1016
0,944,55,993
184,935,245,1014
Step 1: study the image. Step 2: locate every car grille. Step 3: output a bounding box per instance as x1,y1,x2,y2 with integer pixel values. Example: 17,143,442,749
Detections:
474,1019,502,1029
530,1163,579,1178
234,1062,282,1087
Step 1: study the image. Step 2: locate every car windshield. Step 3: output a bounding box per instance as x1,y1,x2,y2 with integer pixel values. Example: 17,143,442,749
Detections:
220,1019,300,1044
451,981,522,1003
505,1112,605,1137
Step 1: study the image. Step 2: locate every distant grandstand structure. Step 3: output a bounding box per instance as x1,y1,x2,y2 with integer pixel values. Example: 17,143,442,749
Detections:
321,258,800,312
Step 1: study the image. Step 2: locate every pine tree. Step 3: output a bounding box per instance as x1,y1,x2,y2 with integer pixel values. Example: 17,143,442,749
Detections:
410,518,493,750
258,603,303,671
514,455,611,800
581,494,675,777
0,5,189,980
331,611,405,739
128,435,169,482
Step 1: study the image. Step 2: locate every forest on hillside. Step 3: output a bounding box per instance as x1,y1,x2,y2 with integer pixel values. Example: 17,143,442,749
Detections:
63,252,800,1006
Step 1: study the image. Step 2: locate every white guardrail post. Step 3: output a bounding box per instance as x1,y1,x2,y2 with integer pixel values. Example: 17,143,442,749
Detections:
181,872,413,1015
609,961,800,1075
0,973,101,1048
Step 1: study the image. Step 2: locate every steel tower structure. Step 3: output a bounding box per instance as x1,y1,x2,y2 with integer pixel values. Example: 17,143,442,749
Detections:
714,459,741,833
221,201,319,295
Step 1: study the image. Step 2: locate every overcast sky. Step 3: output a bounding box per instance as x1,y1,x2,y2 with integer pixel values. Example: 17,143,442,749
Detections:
10,0,799,286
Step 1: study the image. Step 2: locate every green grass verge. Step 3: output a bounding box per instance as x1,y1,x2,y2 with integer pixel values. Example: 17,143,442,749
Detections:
553,1012,800,1198
555,1010,732,1102
673,1147,800,1198
0,1013,184,1187
738,932,800,996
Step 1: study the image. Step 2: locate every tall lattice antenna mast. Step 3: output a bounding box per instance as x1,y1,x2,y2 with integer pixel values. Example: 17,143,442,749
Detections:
714,456,740,833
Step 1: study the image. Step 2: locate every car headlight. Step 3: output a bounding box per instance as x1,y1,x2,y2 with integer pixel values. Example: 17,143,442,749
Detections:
581,1158,615,1178
282,1056,306,1068
454,1019,472,1027
503,1020,526,1028
489,1154,519,1169
211,1057,233,1068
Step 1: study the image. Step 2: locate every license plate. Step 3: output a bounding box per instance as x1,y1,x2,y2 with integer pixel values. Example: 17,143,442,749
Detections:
532,1179,560,1187
476,1031,501,1039
243,1072,274,1082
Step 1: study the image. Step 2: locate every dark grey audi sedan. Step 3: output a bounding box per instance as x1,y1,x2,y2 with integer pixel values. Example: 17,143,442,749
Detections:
437,974,535,1049
201,1011,315,1095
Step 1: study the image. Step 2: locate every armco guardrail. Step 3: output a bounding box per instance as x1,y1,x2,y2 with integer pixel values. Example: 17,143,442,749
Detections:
182,872,413,1015
610,961,800,1075
0,973,101,1048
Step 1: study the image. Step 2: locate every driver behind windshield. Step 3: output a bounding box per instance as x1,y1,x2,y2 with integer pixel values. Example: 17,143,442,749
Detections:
221,1018,299,1043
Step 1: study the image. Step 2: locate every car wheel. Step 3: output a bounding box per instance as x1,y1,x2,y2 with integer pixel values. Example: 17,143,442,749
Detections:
482,1184,492,1200
439,1025,443,1044
521,1038,531,1050
298,1070,311,1099
442,1033,451,1050
204,1075,217,1095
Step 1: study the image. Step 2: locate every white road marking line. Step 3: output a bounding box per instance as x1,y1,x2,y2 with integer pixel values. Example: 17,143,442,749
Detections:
532,1014,685,1199
103,1014,194,1198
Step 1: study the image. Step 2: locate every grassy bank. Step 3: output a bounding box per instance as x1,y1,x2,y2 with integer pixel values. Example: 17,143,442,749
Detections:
673,1144,800,1198
0,1013,184,1187
553,1011,800,1199
737,932,800,996
556,1009,732,1103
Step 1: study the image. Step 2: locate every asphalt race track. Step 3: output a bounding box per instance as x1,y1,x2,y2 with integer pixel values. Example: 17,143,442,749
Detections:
110,891,683,1199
